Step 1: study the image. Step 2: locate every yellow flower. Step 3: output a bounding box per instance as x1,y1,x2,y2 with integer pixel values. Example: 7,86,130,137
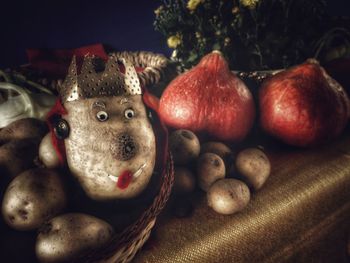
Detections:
232,7,239,14
187,0,203,12
154,5,164,16
240,0,259,9
167,34,182,49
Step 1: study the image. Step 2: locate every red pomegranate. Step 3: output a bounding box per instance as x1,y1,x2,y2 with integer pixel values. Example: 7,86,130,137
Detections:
259,59,350,147
159,51,255,142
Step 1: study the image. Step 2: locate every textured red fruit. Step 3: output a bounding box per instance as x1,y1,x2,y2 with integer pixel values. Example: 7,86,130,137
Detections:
259,59,350,147
159,51,255,142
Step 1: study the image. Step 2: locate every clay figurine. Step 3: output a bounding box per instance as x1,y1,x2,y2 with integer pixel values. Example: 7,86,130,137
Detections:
41,55,156,201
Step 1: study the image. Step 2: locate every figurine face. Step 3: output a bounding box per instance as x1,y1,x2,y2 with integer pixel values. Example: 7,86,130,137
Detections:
64,94,156,201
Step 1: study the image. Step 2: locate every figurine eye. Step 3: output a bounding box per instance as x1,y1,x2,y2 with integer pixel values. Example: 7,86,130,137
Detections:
54,118,70,139
124,108,135,119
96,111,109,122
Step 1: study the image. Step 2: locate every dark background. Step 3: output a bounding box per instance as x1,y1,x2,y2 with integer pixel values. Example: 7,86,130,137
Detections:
0,0,349,68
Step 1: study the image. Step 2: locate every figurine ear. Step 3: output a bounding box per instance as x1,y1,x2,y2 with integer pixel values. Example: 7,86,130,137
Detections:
53,118,70,140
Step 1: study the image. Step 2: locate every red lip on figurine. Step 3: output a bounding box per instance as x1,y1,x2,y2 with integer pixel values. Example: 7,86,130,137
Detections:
117,170,133,189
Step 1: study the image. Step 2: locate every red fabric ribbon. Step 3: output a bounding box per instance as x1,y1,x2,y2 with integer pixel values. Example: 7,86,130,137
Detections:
26,44,109,78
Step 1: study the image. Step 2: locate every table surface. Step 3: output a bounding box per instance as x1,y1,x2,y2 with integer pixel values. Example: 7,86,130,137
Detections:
133,133,350,263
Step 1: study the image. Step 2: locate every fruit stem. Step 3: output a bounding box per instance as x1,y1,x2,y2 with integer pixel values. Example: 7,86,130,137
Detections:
212,50,223,55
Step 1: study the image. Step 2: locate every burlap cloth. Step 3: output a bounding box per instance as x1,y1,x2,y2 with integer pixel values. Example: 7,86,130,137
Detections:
133,134,350,263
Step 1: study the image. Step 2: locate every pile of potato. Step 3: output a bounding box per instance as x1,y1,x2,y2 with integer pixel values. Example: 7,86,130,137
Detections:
0,118,114,262
169,129,271,215
0,119,272,261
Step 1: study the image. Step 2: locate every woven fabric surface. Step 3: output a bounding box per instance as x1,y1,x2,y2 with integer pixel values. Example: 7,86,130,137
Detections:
133,134,350,263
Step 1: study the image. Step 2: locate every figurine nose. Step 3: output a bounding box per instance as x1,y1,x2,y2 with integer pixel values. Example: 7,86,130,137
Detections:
110,133,138,161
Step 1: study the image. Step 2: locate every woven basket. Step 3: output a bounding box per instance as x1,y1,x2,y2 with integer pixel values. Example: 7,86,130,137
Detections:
82,153,174,263
80,51,175,263
112,51,175,85
110,51,178,97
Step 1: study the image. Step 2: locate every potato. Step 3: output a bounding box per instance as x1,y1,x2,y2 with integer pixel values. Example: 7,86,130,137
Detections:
0,118,47,144
36,213,114,263
207,178,250,215
197,153,225,191
200,141,233,163
2,168,67,231
173,167,196,195
201,142,234,176
169,129,200,165
39,133,60,168
235,148,271,190
0,139,40,179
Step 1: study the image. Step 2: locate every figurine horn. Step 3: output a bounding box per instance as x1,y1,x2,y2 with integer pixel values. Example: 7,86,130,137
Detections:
63,56,83,102
105,54,124,86
122,58,142,95
105,54,120,73
80,54,95,75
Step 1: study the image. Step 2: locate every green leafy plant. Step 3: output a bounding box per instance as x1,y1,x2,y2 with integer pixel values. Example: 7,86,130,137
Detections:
154,0,350,70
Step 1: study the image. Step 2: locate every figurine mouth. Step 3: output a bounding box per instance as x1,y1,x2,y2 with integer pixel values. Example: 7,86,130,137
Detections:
107,174,119,183
107,163,147,183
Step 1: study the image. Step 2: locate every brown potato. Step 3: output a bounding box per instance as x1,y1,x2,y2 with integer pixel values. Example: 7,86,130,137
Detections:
197,153,225,191
2,168,67,231
207,178,250,215
36,213,114,263
173,167,196,195
235,148,271,190
169,129,200,165
201,141,235,176
0,139,40,179
200,141,233,163
39,133,60,168
0,118,47,145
